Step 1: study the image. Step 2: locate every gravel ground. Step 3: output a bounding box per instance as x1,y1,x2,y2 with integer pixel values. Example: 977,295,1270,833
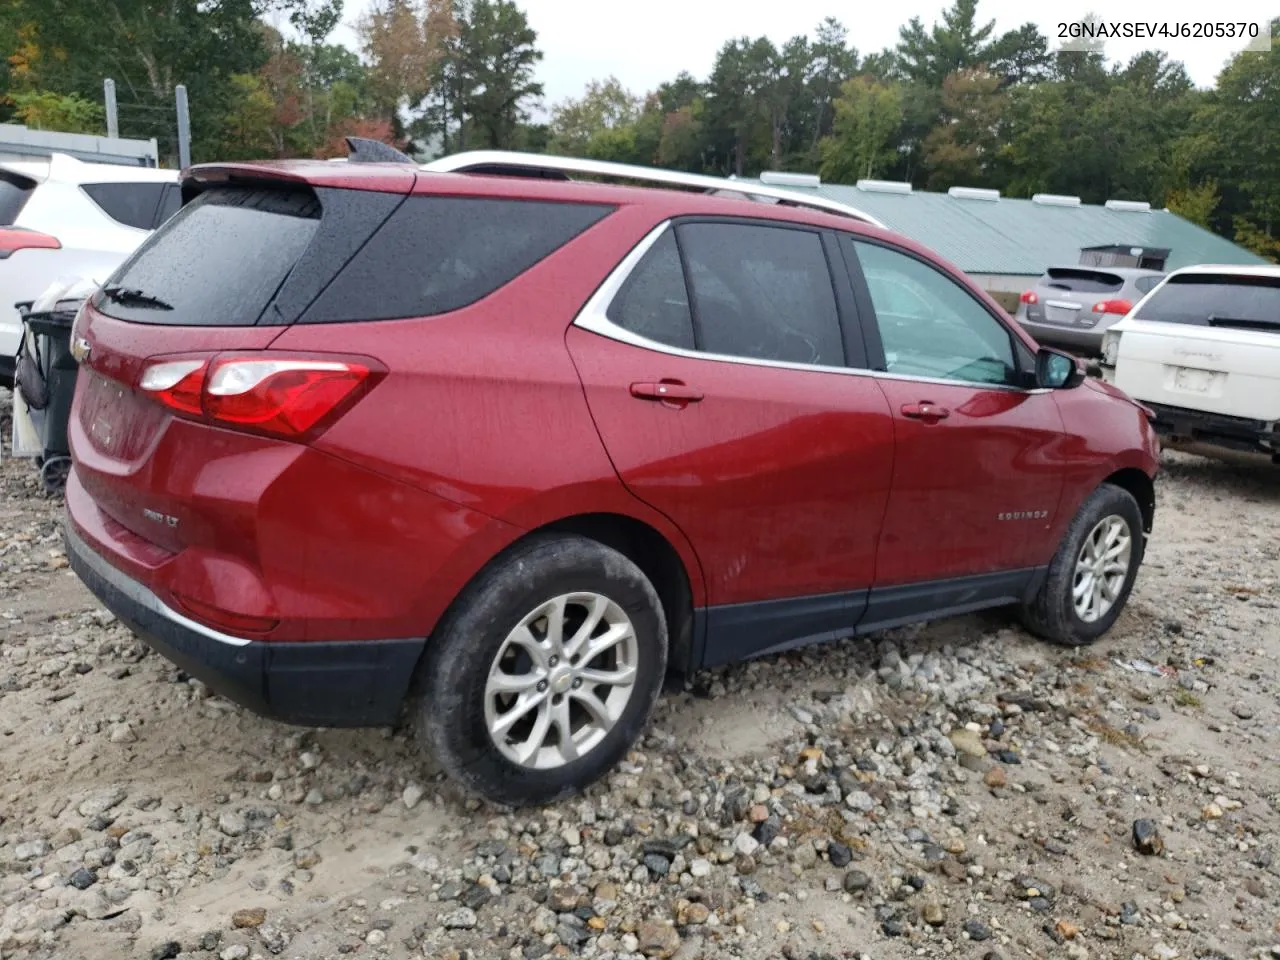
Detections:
2,387,1279,960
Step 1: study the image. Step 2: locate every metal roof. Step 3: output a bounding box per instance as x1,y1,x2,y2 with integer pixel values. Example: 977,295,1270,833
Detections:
746,178,1267,276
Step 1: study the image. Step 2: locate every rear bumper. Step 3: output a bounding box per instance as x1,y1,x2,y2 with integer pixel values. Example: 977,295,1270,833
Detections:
65,519,425,728
1144,401,1277,457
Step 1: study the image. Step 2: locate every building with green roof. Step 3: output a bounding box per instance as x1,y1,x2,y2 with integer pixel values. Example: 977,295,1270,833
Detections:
744,173,1266,295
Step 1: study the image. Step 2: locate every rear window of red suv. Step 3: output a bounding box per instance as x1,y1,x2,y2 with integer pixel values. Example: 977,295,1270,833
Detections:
93,186,321,325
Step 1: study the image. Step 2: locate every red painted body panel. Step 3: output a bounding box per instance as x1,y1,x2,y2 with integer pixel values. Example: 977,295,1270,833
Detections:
871,378,1068,583
567,327,895,605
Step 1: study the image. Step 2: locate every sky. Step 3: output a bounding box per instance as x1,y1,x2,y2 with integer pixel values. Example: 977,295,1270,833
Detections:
332,0,1275,110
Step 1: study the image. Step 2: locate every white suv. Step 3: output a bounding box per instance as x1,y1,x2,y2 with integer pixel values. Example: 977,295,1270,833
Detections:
1100,264,1280,465
0,153,179,387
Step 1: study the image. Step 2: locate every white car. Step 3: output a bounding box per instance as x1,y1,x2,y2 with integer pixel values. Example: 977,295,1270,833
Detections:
1100,264,1280,465
0,153,179,387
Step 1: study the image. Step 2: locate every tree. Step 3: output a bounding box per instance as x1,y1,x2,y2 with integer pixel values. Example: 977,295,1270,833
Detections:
454,0,543,149
359,0,443,127
819,76,903,181
1166,181,1220,229
7,90,102,132
895,0,996,86
985,23,1052,86
548,77,640,156
922,68,1005,189
215,73,276,159
806,18,858,153
2,0,273,162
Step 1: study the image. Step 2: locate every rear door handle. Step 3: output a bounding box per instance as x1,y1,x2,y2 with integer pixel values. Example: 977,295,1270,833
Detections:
630,381,704,404
901,401,950,422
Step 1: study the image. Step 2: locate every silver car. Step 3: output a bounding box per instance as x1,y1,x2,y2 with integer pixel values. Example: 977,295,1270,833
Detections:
1015,266,1164,355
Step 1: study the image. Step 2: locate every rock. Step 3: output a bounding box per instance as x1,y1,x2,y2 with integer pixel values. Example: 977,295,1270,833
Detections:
965,919,993,941
67,867,98,890
1203,802,1224,819
220,947,250,960
688,858,712,878
402,784,425,810
984,765,1008,788
218,812,248,837
734,854,756,876
109,723,137,744
845,790,876,813
1231,704,1255,720
748,804,769,823
948,728,987,758
150,943,181,960
14,839,50,861
441,908,478,930
921,901,946,926
636,921,681,958
843,869,872,893
678,902,710,925
1056,919,1080,939
734,833,760,857
827,841,853,868
366,929,386,946
1132,819,1163,856
231,908,267,929
304,789,324,806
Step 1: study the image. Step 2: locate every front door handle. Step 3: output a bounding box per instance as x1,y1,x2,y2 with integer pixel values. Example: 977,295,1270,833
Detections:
630,381,704,405
901,401,950,422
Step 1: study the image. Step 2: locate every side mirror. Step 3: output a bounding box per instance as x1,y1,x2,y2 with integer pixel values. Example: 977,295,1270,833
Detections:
1036,347,1085,389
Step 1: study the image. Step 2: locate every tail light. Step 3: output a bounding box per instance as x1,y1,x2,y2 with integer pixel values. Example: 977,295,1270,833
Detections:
0,227,60,259
1020,290,1038,305
139,353,383,440
1092,298,1132,315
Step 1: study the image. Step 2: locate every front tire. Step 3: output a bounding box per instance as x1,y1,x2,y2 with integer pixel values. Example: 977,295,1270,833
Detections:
415,534,667,807
1020,484,1145,646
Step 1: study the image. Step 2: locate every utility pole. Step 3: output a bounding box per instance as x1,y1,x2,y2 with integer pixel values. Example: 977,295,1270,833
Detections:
103,79,118,138
175,84,191,169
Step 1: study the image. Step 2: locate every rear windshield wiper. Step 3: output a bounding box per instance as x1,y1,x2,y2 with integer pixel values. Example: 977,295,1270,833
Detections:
100,285,174,310
1207,314,1280,331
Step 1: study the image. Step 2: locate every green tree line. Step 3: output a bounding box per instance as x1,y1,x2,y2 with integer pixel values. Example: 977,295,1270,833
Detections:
2,0,1277,259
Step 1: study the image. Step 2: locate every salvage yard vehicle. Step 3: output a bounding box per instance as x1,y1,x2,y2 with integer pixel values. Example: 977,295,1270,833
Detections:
1100,264,1280,465
1,154,179,388
63,146,1161,806
1015,264,1164,356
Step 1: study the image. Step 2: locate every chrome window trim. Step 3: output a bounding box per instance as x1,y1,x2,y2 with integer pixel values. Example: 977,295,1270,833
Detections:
421,150,887,229
66,523,253,648
572,222,1051,395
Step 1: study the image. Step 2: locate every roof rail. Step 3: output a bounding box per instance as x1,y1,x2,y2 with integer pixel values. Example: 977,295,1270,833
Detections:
420,151,886,228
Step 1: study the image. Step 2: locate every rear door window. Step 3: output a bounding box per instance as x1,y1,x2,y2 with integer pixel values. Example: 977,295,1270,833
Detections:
1134,275,1162,294
674,222,845,367
82,182,168,230
606,231,695,350
93,186,321,326
303,197,612,323
0,170,36,224
1041,268,1124,294
1136,273,1280,331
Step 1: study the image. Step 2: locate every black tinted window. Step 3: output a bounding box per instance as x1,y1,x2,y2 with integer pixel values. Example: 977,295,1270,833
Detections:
82,182,167,230
155,183,182,226
1042,268,1124,293
305,197,612,323
676,223,844,366
94,187,320,326
607,231,694,349
1137,273,1280,330
0,171,35,225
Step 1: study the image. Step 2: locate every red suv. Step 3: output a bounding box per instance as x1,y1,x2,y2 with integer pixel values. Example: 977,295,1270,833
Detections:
64,150,1160,806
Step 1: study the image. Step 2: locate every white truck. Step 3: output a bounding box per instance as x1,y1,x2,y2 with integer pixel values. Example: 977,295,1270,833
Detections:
1100,264,1280,465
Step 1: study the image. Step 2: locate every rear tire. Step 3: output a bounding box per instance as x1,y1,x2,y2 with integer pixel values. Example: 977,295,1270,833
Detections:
415,534,667,807
1020,483,1145,646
